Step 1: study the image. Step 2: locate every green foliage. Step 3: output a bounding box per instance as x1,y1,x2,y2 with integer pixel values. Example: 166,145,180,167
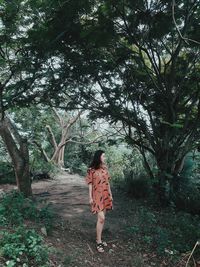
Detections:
36,0,200,205
0,161,15,184
124,173,151,199
105,145,128,183
128,206,200,255
12,106,59,174
65,143,88,175
172,154,200,214
0,190,54,232
0,192,53,266
0,226,49,266
119,149,152,198
174,181,200,214
31,157,55,177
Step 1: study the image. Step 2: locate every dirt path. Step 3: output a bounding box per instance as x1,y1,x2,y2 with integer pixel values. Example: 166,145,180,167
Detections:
30,172,169,267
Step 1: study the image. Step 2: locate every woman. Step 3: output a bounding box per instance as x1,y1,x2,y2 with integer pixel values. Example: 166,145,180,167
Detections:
85,150,113,253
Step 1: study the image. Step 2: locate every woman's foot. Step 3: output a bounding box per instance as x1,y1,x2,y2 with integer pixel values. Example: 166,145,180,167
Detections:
96,240,107,247
102,241,107,247
96,242,104,253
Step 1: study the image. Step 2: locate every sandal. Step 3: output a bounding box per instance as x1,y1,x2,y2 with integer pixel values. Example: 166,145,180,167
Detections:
96,240,107,247
102,241,107,247
96,242,104,253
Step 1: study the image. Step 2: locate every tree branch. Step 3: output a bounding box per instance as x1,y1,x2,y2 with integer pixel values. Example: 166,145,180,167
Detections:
5,116,24,150
33,140,50,162
64,110,82,130
172,0,200,45
45,125,58,150
52,107,63,126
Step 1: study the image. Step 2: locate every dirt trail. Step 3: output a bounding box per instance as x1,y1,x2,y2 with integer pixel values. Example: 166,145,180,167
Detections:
0,172,172,266
32,172,124,233
30,172,160,267
33,173,90,225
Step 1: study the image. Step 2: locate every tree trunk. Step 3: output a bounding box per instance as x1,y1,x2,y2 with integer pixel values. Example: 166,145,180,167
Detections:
139,147,155,180
58,146,65,167
155,149,186,206
51,144,65,167
0,118,32,197
156,152,172,206
156,171,170,206
169,156,186,199
15,139,32,197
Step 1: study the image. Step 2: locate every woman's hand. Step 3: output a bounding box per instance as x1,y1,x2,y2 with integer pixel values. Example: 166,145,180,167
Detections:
89,197,93,205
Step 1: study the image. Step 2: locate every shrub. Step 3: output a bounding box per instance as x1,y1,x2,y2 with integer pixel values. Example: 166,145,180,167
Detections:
30,159,56,177
0,226,49,266
0,162,15,184
124,172,151,199
173,181,200,214
128,206,200,255
172,155,200,214
0,190,54,232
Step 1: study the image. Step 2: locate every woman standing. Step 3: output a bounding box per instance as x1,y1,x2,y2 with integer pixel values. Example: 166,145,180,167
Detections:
85,150,113,253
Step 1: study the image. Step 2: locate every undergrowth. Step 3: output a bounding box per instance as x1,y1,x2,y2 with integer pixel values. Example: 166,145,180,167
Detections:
0,190,54,266
127,205,200,258
0,227,49,267
0,190,54,232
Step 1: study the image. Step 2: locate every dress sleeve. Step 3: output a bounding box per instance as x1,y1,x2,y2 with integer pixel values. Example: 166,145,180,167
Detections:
85,168,93,184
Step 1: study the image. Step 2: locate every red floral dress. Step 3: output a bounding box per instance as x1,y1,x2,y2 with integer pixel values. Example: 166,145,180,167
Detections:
85,165,113,214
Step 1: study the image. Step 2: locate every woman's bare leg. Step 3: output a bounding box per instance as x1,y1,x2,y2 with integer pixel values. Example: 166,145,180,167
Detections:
96,210,106,243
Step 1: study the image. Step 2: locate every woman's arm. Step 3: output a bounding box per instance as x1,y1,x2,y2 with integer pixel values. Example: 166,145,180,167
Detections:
89,183,93,204
108,183,113,200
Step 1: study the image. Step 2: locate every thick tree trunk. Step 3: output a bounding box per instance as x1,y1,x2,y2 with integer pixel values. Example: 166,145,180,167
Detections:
169,156,186,199
51,144,65,167
15,139,32,197
156,151,172,206
157,151,185,204
58,146,65,167
0,118,32,197
156,171,170,206
155,151,186,206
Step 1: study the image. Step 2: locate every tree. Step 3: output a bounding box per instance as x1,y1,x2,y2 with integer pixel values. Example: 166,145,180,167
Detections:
82,0,200,204
28,0,200,204
0,0,81,196
34,108,82,167
12,105,109,170
0,0,35,196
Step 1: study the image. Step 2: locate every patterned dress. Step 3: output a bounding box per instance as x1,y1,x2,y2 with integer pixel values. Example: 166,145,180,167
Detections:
85,165,113,214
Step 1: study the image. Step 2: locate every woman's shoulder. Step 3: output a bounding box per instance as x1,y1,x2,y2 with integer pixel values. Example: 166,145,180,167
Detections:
101,164,108,170
87,167,95,174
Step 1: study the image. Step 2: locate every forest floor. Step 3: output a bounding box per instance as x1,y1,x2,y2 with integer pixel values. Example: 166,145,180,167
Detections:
1,172,184,267
30,172,176,267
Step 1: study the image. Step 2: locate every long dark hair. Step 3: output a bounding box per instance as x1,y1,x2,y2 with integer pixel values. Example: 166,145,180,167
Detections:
89,150,105,170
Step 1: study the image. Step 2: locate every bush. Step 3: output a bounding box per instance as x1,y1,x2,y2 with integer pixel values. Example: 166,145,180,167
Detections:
173,181,200,214
172,155,200,214
30,159,56,177
0,190,54,232
0,191,54,266
73,162,88,176
0,226,49,266
0,162,15,184
124,172,151,199
128,206,200,255
104,145,126,183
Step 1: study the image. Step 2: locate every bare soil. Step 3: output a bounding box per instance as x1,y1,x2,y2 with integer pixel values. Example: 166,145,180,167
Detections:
1,172,175,267
31,172,173,267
